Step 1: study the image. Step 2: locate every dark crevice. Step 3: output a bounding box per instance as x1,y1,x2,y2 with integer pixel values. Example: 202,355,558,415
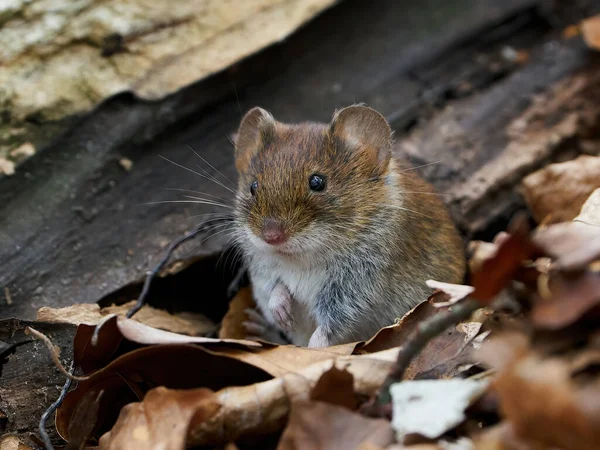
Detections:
97,246,243,325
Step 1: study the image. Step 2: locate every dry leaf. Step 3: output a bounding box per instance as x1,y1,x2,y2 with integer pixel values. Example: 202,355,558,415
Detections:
533,221,600,271
219,287,256,339
0,435,35,450
425,280,474,306
521,155,600,224
356,297,486,380
477,335,600,450
98,387,220,450
582,14,600,51
574,187,600,227
310,365,357,410
56,343,272,442
355,299,443,354
277,401,394,450
98,348,398,447
66,389,104,450
390,379,489,442
471,215,538,303
114,316,258,347
530,270,600,329
37,301,216,336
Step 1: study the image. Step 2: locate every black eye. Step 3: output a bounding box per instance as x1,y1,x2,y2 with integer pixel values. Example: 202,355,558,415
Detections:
309,174,326,192
250,180,258,196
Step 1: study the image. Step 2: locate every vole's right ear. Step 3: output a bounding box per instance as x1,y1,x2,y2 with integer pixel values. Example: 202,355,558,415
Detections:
235,107,275,172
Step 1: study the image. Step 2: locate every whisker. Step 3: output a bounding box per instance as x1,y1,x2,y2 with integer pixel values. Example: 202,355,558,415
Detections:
185,227,236,255
166,188,232,203
145,200,233,209
188,145,236,188
179,194,234,207
397,161,441,173
159,155,235,194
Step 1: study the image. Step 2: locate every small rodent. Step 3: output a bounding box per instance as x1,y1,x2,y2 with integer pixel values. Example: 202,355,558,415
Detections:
233,105,466,347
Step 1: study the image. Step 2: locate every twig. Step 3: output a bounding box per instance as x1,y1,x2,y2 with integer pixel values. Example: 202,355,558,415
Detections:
39,363,73,450
126,218,232,319
375,298,482,406
26,327,89,381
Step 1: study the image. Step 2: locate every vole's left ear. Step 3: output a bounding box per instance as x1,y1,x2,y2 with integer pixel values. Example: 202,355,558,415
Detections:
329,105,392,175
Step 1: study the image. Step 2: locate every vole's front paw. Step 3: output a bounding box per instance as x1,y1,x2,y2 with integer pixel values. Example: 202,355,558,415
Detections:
243,308,289,345
269,283,294,332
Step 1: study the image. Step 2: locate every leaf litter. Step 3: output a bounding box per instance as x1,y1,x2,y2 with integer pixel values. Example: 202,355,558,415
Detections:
19,138,600,448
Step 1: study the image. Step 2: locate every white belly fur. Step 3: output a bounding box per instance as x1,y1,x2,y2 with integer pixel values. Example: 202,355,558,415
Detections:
250,256,328,346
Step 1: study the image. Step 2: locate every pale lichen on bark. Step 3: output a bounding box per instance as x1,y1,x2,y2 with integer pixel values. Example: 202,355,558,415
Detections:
0,0,338,170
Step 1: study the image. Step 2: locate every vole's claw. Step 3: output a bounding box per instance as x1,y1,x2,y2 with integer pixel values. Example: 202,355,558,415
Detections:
243,307,290,345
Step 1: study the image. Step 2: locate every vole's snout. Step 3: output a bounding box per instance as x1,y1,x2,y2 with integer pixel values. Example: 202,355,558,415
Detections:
262,218,288,245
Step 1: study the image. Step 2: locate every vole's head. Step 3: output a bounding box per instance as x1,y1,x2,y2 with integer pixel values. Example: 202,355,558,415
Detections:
233,105,393,257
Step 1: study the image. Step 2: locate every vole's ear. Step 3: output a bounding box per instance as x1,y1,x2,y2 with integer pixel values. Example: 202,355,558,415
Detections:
329,105,392,175
235,107,275,172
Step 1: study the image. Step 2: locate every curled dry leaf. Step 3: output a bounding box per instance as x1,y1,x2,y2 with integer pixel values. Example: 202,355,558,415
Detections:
521,155,600,224
277,401,394,450
98,349,398,447
58,315,387,445
467,232,509,274
532,221,600,271
0,436,35,450
582,14,600,51
98,387,219,450
355,298,444,354
425,280,474,307
219,287,256,339
37,301,217,336
477,334,600,450
471,215,538,303
530,270,600,329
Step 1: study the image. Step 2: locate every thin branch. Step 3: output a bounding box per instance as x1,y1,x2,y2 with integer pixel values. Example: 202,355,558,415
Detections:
39,363,73,450
126,218,232,319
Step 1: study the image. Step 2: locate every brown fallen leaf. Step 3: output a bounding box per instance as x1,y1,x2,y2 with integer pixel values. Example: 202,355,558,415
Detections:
56,344,273,442
471,215,538,303
97,348,398,447
355,298,444,354
98,387,220,450
582,14,600,51
0,435,35,450
277,401,394,450
522,155,600,224
355,296,487,381
219,287,256,339
37,301,216,337
530,270,600,329
533,221,600,271
467,232,509,274
310,365,357,410
477,334,600,450
66,389,104,450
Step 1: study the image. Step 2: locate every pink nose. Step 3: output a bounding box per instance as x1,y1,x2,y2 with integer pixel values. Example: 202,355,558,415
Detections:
262,218,287,245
